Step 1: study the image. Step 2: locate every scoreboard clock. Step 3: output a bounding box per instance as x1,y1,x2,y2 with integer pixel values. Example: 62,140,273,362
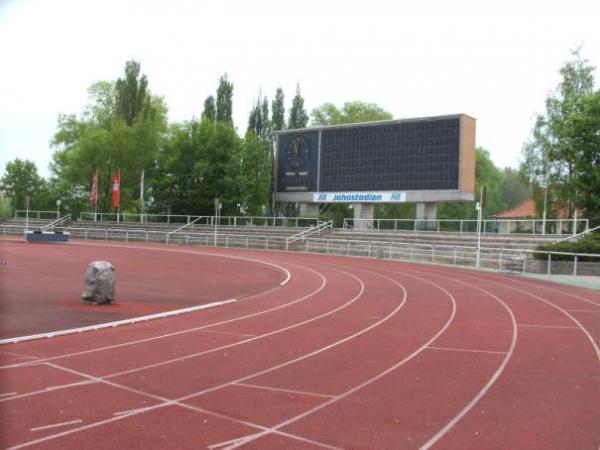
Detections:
275,114,475,203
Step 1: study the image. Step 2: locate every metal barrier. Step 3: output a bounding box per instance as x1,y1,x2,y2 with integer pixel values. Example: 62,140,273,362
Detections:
343,218,589,235
2,223,598,277
285,220,333,250
77,212,320,228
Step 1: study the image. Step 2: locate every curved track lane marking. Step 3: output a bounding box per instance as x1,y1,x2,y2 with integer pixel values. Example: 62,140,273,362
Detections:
214,270,456,450
0,260,325,370
449,270,600,361
0,240,293,345
394,269,518,450
5,265,405,449
0,264,358,402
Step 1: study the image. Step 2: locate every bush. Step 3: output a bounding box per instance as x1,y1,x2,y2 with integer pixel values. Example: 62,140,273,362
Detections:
535,233,600,261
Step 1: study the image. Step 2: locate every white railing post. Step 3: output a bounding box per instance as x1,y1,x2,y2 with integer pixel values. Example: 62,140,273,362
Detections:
547,254,551,276
573,255,578,277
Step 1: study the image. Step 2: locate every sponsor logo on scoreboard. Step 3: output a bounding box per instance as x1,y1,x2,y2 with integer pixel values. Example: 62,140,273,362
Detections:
313,192,407,203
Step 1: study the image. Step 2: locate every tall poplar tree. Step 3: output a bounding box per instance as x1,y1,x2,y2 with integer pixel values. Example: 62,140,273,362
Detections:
287,84,308,129
216,74,234,124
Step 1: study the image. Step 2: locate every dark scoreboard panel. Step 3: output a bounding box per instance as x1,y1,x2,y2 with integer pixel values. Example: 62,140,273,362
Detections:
276,115,471,195
320,117,459,191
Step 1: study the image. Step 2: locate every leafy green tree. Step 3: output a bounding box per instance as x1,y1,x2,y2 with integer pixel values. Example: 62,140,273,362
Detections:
521,48,595,218
271,88,285,132
0,159,45,212
311,101,393,125
500,167,531,208
564,90,600,224
115,60,149,126
287,84,308,129
51,60,167,217
216,74,234,124
247,94,270,140
202,96,216,122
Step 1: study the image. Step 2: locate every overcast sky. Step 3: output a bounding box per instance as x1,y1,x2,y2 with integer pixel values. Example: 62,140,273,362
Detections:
1,0,598,178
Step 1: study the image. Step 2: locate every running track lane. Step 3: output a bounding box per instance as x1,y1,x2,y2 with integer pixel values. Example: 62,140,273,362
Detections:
0,243,598,449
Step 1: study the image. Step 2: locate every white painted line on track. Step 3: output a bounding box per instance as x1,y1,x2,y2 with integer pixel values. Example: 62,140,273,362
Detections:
0,392,17,397
0,265,332,402
0,299,237,345
406,270,518,450
6,361,338,450
0,261,324,370
215,270,454,450
499,275,600,307
1,239,293,346
427,346,507,355
6,265,399,449
518,324,579,329
565,309,600,313
234,382,336,399
469,275,600,361
30,419,82,432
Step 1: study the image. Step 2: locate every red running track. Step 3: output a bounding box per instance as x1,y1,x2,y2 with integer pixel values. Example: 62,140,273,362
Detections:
0,239,598,449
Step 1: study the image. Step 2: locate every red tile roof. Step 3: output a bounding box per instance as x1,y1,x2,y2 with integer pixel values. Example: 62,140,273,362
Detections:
494,199,536,218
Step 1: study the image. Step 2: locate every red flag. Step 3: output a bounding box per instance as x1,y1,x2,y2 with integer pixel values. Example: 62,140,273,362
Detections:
89,170,98,206
112,169,121,208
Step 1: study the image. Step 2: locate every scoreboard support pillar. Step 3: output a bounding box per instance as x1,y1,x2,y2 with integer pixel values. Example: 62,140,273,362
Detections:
416,202,437,231
300,203,320,217
353,203,374,230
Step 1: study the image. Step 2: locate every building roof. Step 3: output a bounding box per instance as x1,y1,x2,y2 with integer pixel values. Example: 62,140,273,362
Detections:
494,199,536,218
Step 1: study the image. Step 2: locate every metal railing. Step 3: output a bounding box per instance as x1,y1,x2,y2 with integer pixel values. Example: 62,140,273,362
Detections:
78,212,320,228
343,218,589,235
14,210,60,220
2,223,598,277
40,214,71,232
285,220,333,250
165,216,204,244
555,225,600,242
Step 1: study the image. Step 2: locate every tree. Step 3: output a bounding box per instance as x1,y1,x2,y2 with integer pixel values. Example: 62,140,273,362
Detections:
271,88,285,132
202,96,216,122
565,90,600,223
500,167,531,209
311,101,393,125
0,159,45,212
216,74,234,124
115,60,149,126
521,48,596,218
247,94,270,141
50,60,167,217
287,84,308,129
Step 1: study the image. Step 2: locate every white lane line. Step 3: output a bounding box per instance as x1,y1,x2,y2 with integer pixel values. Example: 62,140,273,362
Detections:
427,346,507,355
415,271,518,450
0,261,323,370
0,392,17,397
0,264,332,402
1,242,292,346
477,276,600,361
22,362,340,450
566,309,600,313
497,275,600,307
6,265,396,449
0,300,237,345
216,271,455,450
518,324,579,329
234,382,336,399
30,419,82,432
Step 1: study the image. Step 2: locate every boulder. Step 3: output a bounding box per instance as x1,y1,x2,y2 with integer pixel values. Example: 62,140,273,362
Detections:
81,261,116,304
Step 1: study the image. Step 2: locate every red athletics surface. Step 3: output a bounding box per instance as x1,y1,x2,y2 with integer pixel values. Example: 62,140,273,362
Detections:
0,239,598,449
0,240,285,338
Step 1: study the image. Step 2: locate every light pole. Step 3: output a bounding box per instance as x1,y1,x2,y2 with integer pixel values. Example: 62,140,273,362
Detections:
56,199,62,219
214,198,222,247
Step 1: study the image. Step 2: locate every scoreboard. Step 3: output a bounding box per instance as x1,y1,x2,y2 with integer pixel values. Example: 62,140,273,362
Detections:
275,114,475,204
